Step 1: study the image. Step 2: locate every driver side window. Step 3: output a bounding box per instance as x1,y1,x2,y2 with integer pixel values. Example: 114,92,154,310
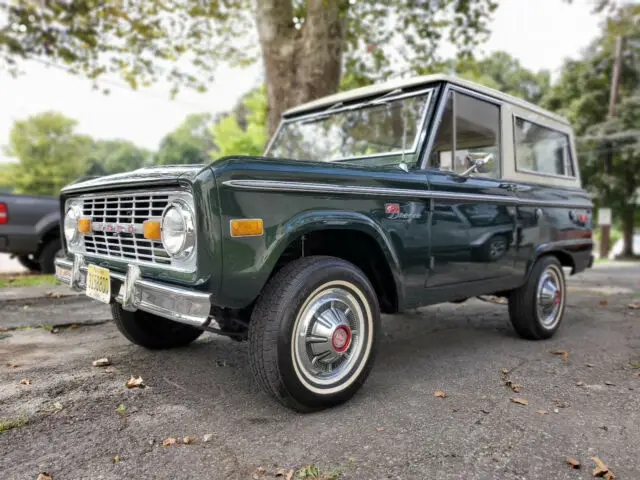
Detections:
429,91,501,178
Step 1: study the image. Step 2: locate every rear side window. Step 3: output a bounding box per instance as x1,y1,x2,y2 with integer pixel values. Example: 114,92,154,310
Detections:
514,117,575,177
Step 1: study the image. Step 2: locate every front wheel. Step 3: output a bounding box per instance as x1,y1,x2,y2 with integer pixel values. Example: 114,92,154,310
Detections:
248,256,380,412
508,256,566,340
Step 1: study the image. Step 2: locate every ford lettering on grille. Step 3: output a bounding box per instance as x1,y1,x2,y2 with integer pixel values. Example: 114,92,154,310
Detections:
79,191,171,266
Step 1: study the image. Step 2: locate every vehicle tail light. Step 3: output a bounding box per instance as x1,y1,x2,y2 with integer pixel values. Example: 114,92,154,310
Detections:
0,202,7,224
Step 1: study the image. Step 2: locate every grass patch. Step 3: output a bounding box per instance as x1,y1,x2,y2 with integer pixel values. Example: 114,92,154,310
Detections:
0,415,28,433
0,274,56,288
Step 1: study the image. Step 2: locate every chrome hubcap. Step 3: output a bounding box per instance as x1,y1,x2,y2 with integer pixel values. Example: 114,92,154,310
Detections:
489,239,507,258
293,284,367,388
536,266,563,328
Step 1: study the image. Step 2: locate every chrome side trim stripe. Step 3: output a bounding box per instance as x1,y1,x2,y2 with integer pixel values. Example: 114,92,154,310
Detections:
222,179,593,209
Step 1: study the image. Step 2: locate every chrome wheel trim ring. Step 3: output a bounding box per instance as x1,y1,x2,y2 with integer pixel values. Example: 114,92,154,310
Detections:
536,264,564,329
291,280,373,395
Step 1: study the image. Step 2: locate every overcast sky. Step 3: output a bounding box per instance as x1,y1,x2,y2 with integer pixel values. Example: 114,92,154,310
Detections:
0,0,602,163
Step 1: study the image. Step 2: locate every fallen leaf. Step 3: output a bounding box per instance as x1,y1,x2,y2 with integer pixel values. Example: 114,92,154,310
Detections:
433,390,446,398
124,376,144,388
510,397,528,406
19,378,31,385
92,358,111,367
599,299,608,306
551,349,569,361
182,436,194,444
505,380,521,393
500,368,509,376
591,456,614,478
275,468,294,480
586,363,595,368
37,473,53,480
633,372,640,377
576,381,585,386
70,324,77,328
375,427,385,431
604,381,615,386
536,409,548,415
566,456,581,469
627,302,640,309
162,437,177,447
112,455,120,463
481,409,490,414
115,403,126,416
203,433,213,442
544,370,554,374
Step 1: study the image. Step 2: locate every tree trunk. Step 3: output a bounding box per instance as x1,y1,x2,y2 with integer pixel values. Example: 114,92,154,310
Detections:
255,0,347,141
621,204,635,257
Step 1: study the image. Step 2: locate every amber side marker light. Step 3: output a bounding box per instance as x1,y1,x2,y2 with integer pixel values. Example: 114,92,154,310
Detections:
143,220,161,239
77,218,91,233
231,219,263,237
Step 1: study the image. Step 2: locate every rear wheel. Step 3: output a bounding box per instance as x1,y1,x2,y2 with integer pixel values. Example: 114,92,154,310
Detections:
111,305,203,349
17,255,41,273
508,256,566,340
248,256,380,412
38,238,62,274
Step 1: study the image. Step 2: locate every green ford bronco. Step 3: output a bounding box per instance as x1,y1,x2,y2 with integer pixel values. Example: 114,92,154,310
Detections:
55,74,593,412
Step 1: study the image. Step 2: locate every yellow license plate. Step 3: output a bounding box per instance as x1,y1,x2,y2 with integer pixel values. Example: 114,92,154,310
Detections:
86,264,111,304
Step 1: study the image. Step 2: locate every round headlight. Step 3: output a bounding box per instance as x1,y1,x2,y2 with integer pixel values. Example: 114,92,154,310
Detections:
64,205,80,244
161,202,195,258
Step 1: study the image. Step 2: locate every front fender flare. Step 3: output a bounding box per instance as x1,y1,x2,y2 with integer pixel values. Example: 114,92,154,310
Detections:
265,210,405,309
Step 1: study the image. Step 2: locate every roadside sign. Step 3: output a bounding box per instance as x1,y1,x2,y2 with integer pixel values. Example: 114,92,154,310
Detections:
597,208,612,226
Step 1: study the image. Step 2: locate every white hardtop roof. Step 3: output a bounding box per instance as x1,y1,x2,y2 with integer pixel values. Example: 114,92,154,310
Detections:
284,73,570,125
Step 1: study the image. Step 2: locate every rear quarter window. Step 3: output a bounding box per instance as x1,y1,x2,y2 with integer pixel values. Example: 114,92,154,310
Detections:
513,117,575,177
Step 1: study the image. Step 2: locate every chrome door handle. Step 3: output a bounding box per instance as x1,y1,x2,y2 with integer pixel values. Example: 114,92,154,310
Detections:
500,183,517,192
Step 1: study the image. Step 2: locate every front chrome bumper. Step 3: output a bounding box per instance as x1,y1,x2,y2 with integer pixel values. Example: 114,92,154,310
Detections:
54,255,211,328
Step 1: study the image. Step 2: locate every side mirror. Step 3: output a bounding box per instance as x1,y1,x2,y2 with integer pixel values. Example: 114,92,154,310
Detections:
461,153,495,177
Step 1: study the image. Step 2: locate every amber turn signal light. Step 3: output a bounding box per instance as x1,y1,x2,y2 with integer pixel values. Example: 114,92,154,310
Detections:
230,219,263,237
143,220,161,239
77,218,91,233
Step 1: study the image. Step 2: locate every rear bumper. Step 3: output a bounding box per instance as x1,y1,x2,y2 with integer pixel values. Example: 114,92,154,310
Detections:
54,255,212,328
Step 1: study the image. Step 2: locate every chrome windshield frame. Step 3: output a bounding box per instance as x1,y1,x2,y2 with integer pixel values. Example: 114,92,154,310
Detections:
264,88,435,164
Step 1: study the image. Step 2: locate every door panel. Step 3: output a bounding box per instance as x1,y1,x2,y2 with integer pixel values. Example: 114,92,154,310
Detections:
424,88,518,288
426,170,518,287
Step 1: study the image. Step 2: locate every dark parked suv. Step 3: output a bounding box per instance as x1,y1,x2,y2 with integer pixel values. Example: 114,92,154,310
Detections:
0,193,61,273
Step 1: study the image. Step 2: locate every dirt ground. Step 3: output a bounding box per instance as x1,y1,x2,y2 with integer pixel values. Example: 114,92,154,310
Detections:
1,262,639,480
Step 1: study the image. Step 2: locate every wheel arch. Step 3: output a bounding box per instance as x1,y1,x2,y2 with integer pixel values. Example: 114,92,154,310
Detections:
266,211,404,314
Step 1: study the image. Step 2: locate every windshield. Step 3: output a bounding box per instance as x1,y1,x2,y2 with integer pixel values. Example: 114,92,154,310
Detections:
266,89,433,167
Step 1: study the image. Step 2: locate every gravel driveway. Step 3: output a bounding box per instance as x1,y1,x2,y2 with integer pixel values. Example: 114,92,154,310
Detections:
1,263,639,480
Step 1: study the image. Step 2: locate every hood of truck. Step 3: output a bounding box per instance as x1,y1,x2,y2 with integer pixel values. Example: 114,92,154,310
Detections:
60,165,208,194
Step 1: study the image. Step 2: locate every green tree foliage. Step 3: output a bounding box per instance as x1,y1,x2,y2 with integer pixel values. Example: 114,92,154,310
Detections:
155,113,217,165
212,86,267,158
88,139,151,174
3,112,91,196
0,0,499,133
543,3,640,256
454,51,551,104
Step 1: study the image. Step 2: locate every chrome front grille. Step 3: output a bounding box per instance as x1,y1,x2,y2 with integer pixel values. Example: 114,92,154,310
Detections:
80,191,171,265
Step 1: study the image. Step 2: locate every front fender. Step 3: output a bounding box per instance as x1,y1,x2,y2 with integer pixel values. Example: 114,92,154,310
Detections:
218,209,404,310
34,210,61,240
